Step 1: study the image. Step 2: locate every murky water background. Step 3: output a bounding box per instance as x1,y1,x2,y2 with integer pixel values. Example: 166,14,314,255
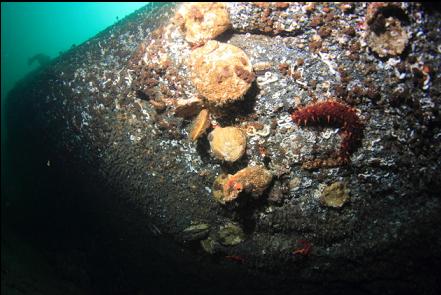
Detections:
1,2,149,186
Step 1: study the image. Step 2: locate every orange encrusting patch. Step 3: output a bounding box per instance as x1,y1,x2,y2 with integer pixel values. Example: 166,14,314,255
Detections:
223,175,241,193
291,99,363,160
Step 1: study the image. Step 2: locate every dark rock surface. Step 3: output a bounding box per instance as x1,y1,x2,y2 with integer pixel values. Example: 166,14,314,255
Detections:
3,3,441,295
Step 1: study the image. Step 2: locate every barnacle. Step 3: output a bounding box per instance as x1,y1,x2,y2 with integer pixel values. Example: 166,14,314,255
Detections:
364,2,409,57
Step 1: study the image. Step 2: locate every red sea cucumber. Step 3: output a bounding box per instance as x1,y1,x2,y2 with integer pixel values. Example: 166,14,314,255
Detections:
291,99,363,167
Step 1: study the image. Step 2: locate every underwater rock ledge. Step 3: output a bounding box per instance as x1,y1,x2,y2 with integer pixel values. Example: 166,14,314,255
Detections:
5,2,441,294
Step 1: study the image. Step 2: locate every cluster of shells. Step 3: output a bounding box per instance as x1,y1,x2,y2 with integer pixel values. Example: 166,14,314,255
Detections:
175,2,273,204
177,2,412,208
141,2,414,207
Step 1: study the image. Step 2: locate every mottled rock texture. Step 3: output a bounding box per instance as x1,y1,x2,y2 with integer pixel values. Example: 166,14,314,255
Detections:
4,2,441,295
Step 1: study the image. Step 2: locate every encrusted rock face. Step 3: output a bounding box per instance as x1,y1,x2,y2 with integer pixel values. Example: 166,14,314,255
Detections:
189,40,255,106
7,2,441,294
175,2,231,44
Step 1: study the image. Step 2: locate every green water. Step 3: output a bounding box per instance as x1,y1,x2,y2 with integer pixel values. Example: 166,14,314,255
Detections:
1,2,149,140
1,2,149,203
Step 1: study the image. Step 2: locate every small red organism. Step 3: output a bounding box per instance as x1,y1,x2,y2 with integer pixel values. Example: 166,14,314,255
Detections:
225,255,245,263
291,99,363,168
292,239,312,256
258,145,267,157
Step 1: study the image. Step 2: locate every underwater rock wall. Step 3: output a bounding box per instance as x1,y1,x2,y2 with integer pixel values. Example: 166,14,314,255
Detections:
5,3,441,294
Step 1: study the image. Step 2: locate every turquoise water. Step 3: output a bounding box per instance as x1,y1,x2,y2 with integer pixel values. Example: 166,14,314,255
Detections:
1,2,149,150
1,2,149,203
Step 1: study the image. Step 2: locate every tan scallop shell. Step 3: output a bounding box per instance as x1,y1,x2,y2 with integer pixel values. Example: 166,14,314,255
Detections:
189,41,254,106
176,2,231,44
189,109,211,141
208,126,246,162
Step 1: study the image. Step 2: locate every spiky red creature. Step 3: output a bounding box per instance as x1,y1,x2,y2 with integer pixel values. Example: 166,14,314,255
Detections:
291,99,363,167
